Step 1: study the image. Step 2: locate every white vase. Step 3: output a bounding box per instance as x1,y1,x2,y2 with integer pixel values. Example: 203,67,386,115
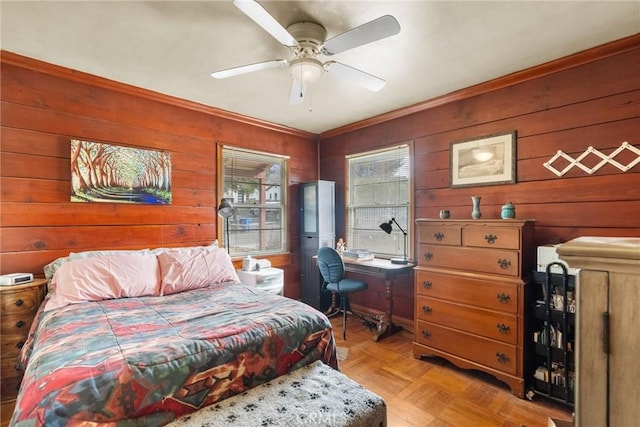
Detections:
471,196,482,219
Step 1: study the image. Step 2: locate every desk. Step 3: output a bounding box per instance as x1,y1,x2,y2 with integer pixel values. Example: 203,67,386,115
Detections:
342,258,414,341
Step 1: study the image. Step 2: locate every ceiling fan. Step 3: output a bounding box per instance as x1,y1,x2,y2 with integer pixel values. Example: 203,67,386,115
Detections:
211,0,401,105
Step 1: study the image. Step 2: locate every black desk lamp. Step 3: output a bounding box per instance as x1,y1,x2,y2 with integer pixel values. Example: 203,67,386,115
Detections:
217,198,234,253
379,217,408,264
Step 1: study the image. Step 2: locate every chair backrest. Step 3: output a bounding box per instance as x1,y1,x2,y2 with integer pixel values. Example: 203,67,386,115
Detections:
317,246,345,286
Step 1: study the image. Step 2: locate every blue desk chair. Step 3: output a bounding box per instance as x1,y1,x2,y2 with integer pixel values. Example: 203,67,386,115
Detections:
317,246,368,340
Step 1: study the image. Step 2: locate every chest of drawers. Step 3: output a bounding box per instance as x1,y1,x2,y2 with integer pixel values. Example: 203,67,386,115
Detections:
1,278,47,426
413,219,535,398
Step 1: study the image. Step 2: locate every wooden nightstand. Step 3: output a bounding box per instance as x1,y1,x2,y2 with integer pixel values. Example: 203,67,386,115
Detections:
0,278,47,427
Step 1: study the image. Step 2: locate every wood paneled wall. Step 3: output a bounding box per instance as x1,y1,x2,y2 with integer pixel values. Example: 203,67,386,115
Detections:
0,52,319,299
1,36,638,318
318,35,640,323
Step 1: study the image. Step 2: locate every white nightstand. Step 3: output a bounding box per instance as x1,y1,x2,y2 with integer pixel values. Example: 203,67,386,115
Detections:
236,268,284,296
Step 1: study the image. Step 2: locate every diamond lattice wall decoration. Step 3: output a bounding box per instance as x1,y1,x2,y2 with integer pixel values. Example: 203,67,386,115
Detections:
543,142,640,177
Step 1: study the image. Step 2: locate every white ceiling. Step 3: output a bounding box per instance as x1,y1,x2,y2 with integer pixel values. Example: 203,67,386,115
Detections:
1,1,639,135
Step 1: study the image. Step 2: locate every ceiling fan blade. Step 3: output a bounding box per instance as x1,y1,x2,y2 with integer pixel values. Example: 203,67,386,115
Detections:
321,15,400,56
233,0,299,47
325,61,385,92
289,79,307,105
211,59,287,79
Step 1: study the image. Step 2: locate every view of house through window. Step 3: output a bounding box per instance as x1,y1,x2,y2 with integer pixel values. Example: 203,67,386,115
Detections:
346,145,411,260
220,146,288,256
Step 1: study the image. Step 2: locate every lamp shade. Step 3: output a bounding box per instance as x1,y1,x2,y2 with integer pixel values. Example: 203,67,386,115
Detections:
217,198,234,218
379,221,393,234
379,217,408,264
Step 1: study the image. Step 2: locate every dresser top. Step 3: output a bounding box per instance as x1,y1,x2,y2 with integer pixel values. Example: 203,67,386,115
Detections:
416,218,535,225
0,277,47,293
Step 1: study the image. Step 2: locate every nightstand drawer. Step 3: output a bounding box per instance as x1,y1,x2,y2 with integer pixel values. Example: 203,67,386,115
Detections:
1,354,21,380
0,375,21,402
1,333,28,359
416,296,518,344
1,313,36,336
0,288,42,314
1,338,25,405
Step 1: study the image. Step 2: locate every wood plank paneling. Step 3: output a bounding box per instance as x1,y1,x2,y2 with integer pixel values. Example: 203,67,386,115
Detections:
320,38,640,321
321,33,640,139
0,52,318,296
0,224,216,252
2,38,639,314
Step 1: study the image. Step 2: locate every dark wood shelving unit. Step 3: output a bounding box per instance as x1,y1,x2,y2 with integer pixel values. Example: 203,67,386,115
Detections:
530,263,575,407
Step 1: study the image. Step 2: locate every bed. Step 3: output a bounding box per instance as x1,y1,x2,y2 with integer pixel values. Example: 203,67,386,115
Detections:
10,245,337,426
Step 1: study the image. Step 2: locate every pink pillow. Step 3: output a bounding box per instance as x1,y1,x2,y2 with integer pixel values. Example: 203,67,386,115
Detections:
46,253,160,311
158,247,240,295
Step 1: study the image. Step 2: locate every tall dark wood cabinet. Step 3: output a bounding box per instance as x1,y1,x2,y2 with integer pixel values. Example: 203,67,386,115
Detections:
300,180,335,311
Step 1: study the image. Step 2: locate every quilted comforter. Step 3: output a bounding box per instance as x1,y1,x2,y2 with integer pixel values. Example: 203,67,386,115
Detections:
11,282,337,426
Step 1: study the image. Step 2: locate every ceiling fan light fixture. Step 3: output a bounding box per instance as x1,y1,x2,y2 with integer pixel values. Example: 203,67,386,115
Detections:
290,58,324,84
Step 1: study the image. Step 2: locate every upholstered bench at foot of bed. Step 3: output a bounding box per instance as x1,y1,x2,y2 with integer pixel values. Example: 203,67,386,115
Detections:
167,360,387,427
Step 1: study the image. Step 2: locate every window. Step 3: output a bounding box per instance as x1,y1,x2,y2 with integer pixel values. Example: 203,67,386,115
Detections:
219,146,288,257
346,145,411,260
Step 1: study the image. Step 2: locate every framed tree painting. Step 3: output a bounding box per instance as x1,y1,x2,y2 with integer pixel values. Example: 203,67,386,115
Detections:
70,139,172,204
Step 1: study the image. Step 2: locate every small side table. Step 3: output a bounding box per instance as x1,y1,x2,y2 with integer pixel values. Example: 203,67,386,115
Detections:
1,277,47,427
236,268,284,296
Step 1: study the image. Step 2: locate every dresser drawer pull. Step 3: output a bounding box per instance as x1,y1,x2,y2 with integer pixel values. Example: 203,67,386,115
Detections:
484,234,498,244
433,232,445,241
15,299,25,307
496,323,510,334
423,252,434,261
496,352,510,364
496,293,511,304
422,330,431,339
422,305,432,315
497,259,511,269
422,281,432,289
16,320,26,328
16,340,25,349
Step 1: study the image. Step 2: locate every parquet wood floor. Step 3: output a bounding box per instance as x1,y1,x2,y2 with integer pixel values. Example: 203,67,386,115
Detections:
331,317,573,427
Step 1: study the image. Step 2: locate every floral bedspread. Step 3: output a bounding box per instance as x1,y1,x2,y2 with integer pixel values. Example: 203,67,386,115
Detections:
11,282,337,426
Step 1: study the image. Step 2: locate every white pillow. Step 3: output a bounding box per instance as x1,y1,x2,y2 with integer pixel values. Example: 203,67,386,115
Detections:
150,240,218,256
157,246,239,295
44,249,152,281
45,253,161,311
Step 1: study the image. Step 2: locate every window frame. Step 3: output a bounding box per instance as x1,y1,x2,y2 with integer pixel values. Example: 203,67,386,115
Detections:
217,144,289,258
345,143,413,261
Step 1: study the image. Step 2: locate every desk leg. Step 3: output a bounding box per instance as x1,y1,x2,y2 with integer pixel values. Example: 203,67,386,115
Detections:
372,277,403,341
